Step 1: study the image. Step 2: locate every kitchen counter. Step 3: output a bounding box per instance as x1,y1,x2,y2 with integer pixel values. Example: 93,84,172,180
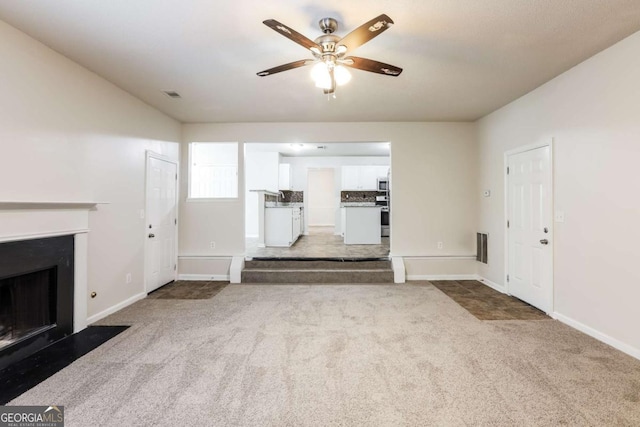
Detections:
265,205,303,246
342,205,381,245
265,202,304,208
340,202,377,207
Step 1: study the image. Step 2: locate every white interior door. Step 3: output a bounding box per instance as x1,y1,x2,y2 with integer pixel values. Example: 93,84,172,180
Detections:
507,145,553,312
308,168,336,226
145,154,178,293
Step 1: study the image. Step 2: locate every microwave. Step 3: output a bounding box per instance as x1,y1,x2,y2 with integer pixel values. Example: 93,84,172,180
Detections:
377,178,389,192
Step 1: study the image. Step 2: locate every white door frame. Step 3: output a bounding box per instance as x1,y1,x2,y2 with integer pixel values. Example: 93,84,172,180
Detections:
503,139,554,311
144,150,179,293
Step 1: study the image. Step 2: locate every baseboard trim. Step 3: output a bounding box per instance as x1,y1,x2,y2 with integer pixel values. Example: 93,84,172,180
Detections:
86,292,146,325
476,276,507,294
391,256,405,283
178,255,233,260
407,274,478,281
402,255,477,260
178,274,230,281
552,312,640,361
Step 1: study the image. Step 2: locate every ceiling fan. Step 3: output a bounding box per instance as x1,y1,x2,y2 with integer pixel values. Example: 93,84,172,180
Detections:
256,14,403,95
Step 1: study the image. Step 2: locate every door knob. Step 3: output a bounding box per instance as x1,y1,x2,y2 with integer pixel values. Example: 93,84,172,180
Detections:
540,239,549,245
148,233,155,238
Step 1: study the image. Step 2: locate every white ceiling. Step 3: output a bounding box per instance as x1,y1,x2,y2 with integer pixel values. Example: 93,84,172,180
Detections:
1,1,640,123
246,142,390,157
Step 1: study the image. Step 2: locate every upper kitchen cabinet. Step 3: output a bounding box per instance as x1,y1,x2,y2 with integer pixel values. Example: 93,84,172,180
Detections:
278,163,292,190
246,151,279,192
342,166,361,190
341,165,389,190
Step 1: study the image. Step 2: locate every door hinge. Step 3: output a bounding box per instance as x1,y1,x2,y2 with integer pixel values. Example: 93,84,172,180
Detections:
507,166,510,175
175,173,178,180
174,264,177,271
507,220,510,228
174,218,177,225
507,274,510,282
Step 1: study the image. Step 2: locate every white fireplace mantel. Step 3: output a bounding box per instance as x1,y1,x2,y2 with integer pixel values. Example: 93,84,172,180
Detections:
0,200,108,333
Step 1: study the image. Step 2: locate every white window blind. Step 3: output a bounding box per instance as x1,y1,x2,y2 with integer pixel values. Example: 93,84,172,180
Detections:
189,142,238,199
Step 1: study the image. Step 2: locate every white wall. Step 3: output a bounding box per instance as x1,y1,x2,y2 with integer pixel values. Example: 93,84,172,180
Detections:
180,123,477,273
477,30,640,356
0,20,181,320
244,151,279,236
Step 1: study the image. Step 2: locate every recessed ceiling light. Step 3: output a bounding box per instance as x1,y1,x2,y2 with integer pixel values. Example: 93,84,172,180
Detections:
289,144,305,151
162,90,181,99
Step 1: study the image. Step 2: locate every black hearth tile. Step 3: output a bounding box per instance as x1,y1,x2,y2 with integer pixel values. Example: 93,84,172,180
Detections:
0,325,129,405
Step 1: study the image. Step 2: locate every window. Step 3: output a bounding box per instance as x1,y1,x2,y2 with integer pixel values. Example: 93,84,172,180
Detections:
189,142,238,199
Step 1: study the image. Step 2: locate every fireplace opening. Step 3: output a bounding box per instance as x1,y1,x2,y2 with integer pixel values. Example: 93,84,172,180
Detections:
0,268,57,351
0,235,73,370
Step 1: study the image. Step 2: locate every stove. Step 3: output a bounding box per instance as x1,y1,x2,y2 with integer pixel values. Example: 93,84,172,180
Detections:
376,196,390,237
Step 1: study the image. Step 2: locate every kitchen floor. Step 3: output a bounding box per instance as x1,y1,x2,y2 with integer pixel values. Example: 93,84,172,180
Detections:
245,226,390,259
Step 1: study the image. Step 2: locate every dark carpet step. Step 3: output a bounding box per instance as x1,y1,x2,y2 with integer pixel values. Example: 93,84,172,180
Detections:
241,268,394,284
244,259,392,270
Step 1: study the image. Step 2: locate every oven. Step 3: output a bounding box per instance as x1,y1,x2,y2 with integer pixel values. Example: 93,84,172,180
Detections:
377,195,390,237
381,207,390,237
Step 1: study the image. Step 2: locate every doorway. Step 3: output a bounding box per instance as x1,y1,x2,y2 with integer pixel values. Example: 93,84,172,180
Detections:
505,143,553,313
144,152,178,293
307,168,336,235
243,142,391,259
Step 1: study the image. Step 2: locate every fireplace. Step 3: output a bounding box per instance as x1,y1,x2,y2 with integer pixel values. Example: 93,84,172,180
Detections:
0,235,74,370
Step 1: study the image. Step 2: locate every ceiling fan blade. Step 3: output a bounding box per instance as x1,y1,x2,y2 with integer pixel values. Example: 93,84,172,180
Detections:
263,19,322,54
337,14,394,52
341,57,403,76
257,60,314,77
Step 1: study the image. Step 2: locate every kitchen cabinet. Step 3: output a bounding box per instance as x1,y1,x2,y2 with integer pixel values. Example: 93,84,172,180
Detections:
278,163,292,190
265,206,303,247
246,152,279,192
341,166,389,190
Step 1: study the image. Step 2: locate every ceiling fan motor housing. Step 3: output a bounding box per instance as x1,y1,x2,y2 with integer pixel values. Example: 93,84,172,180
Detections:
319,17,338,34
314,34,340,57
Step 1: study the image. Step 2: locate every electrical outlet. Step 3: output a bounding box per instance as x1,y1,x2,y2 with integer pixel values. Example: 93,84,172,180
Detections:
437,241,443,249
126,273,132,284
210,241,216,249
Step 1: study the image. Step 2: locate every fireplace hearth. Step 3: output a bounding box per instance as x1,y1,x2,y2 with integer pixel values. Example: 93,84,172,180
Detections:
0,236,74,370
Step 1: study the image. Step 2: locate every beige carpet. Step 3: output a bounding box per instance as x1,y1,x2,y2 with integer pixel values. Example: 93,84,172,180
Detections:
10,282,640,426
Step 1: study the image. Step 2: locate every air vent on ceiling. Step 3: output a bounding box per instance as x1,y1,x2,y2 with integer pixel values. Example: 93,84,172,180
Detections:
162,90,181,99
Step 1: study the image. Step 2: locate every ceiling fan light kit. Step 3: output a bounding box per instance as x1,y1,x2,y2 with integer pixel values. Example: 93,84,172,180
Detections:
257,14,402,96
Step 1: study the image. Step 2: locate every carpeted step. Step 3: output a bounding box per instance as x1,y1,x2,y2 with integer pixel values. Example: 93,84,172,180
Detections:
242,259,394,283
244,259,391,270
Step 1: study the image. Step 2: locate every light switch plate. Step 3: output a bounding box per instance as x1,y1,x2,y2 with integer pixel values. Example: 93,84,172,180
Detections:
554,211,565,222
